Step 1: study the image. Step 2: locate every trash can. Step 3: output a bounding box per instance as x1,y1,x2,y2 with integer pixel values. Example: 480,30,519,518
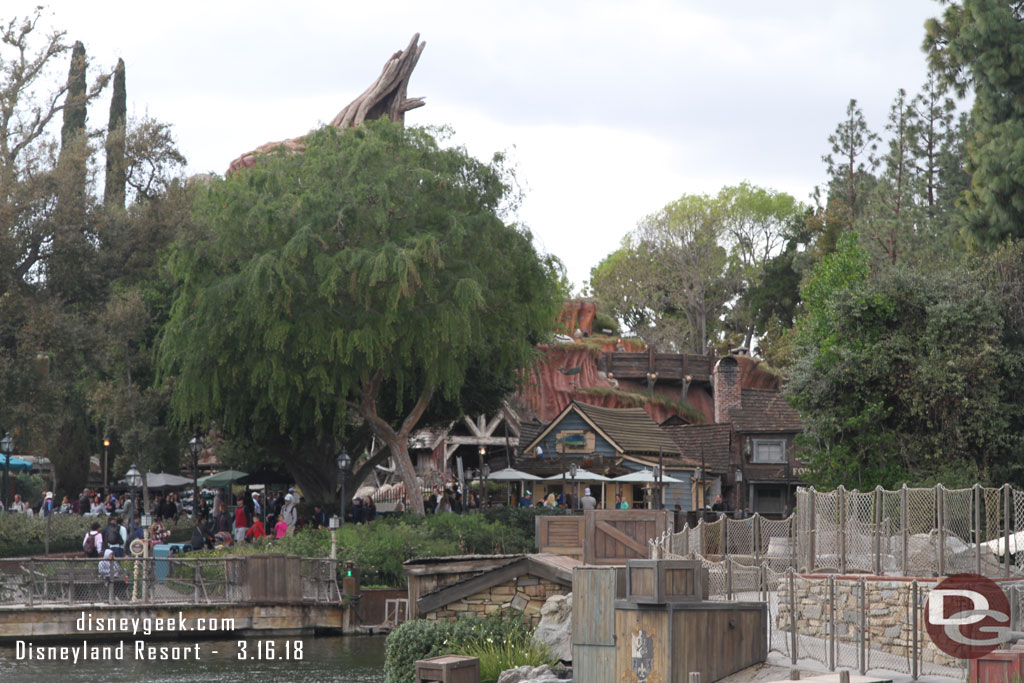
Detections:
153,543,190,580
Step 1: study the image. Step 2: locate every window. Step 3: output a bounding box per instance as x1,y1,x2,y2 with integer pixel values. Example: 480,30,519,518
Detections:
753,439,786,464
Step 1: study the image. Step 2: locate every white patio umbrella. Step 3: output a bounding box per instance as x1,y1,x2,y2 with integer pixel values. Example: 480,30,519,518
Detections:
545,469,613,509
611,469,686,509
487,467,544,481
487,467,543,505
611,469,686,484
543,469,611,481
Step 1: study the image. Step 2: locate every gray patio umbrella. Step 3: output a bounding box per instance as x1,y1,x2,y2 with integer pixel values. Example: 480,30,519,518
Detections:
486,467,543,504
611,469,686,509
545,468,612,509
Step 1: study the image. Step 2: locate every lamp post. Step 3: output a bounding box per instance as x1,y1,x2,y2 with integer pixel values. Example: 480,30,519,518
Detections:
126,463,142,513
0,431,12,511
188,431,201,519
140,512,152,603
482,463,490,508
336,450,351,525
569,462,578,512
477,446,486,509
103,435,110,493
329,514,340,560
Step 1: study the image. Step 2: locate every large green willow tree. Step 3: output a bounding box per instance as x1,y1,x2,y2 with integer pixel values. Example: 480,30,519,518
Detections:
159,121,561,514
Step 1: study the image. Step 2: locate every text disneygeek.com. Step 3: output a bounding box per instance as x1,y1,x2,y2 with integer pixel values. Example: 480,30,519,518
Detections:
13,611,248,663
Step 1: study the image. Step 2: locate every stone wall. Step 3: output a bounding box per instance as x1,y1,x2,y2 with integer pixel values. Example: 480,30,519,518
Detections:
777,577,956,668
425,575,567,627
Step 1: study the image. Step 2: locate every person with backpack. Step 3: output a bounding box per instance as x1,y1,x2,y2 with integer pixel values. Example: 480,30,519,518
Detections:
83,522,103,558
103,518,124,557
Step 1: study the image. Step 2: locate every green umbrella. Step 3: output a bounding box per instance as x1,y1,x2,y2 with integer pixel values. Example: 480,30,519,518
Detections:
197,469,249,488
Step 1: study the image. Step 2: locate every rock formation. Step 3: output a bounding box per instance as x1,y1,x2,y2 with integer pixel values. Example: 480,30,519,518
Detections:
226,34,426,175
533,592,573,662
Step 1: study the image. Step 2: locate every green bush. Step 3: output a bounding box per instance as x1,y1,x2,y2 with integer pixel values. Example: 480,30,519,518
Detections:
180,509,558,587
384,610,534,683
0,514,193,557
462,638,557,683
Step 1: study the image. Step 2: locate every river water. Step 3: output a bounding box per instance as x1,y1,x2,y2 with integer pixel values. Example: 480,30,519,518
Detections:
0,634,386,683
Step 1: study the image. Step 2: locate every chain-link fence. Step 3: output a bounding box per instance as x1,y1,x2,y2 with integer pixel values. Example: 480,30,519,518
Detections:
0,556,342,606
657,484,1024,579
797,484,1019,578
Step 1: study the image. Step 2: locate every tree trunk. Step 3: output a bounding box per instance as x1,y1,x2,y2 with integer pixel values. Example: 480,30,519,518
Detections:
355,374,431,515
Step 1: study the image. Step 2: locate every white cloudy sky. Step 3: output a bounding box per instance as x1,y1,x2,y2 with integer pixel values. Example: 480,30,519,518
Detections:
17,1,944,287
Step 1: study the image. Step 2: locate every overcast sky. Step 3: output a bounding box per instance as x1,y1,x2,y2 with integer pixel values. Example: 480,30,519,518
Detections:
19,1,944,288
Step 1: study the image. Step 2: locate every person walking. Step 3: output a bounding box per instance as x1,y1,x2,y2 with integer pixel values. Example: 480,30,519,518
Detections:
281,494,297,535
82,522,103,558
104,517,125,557
234,498,252,543
580,487,597,510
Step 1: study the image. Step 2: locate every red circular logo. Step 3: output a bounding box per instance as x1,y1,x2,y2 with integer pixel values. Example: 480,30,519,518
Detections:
925,574,1010,660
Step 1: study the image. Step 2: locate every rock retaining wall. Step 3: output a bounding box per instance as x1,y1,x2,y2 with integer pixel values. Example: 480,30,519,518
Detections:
425,576,567,627
777,577,956,668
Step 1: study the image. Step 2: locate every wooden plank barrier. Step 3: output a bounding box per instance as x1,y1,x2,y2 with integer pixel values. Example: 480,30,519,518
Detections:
572,566,618,683
536,515,584,558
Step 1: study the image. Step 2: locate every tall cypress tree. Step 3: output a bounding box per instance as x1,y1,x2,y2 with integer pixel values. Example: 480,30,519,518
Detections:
104,58,126,209
60,41,87,152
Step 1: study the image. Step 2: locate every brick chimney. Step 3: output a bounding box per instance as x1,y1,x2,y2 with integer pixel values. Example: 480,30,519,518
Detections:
713,355,742,424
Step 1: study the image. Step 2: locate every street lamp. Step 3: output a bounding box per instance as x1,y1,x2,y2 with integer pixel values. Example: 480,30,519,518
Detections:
0,432,12,511
477,446,486,509
329,514,340,560
139,512,153,603
336,449,351,525
125,463,142,512
569,462,578,512
103,435,110,493
188,431,202,518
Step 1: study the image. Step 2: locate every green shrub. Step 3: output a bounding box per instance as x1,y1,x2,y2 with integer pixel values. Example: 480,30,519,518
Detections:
174,510,556,588
384,610,534,683
0,514,193,557
461,638,557,683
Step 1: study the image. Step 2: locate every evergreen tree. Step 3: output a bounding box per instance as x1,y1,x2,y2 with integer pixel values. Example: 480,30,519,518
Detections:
104,58,126,210
925,0,1024,244
821,99,879,225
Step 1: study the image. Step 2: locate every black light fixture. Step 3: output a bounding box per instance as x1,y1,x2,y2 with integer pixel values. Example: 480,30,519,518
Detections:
125,462,142,511
188,431,202,518
103,434,111,492
337,449,351,524
0,431,13,510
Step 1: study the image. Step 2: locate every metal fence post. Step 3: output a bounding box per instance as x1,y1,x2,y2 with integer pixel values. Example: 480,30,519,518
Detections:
194,562,201,603
859,577,867,675
911,580,919,681
1004,484,1012,579
789,569,798,665
828,574,836,672
754,513,762,562
726,557,733,600
28,559,35,607
838,486,847,575
722,516,729,557
873,486,883,575
975,483,983,576
901,485,909,577
936,484,946,577
808,487,817,572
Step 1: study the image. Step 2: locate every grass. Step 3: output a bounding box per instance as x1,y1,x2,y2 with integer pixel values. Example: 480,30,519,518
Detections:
460,637,558,683
576,385,705,423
